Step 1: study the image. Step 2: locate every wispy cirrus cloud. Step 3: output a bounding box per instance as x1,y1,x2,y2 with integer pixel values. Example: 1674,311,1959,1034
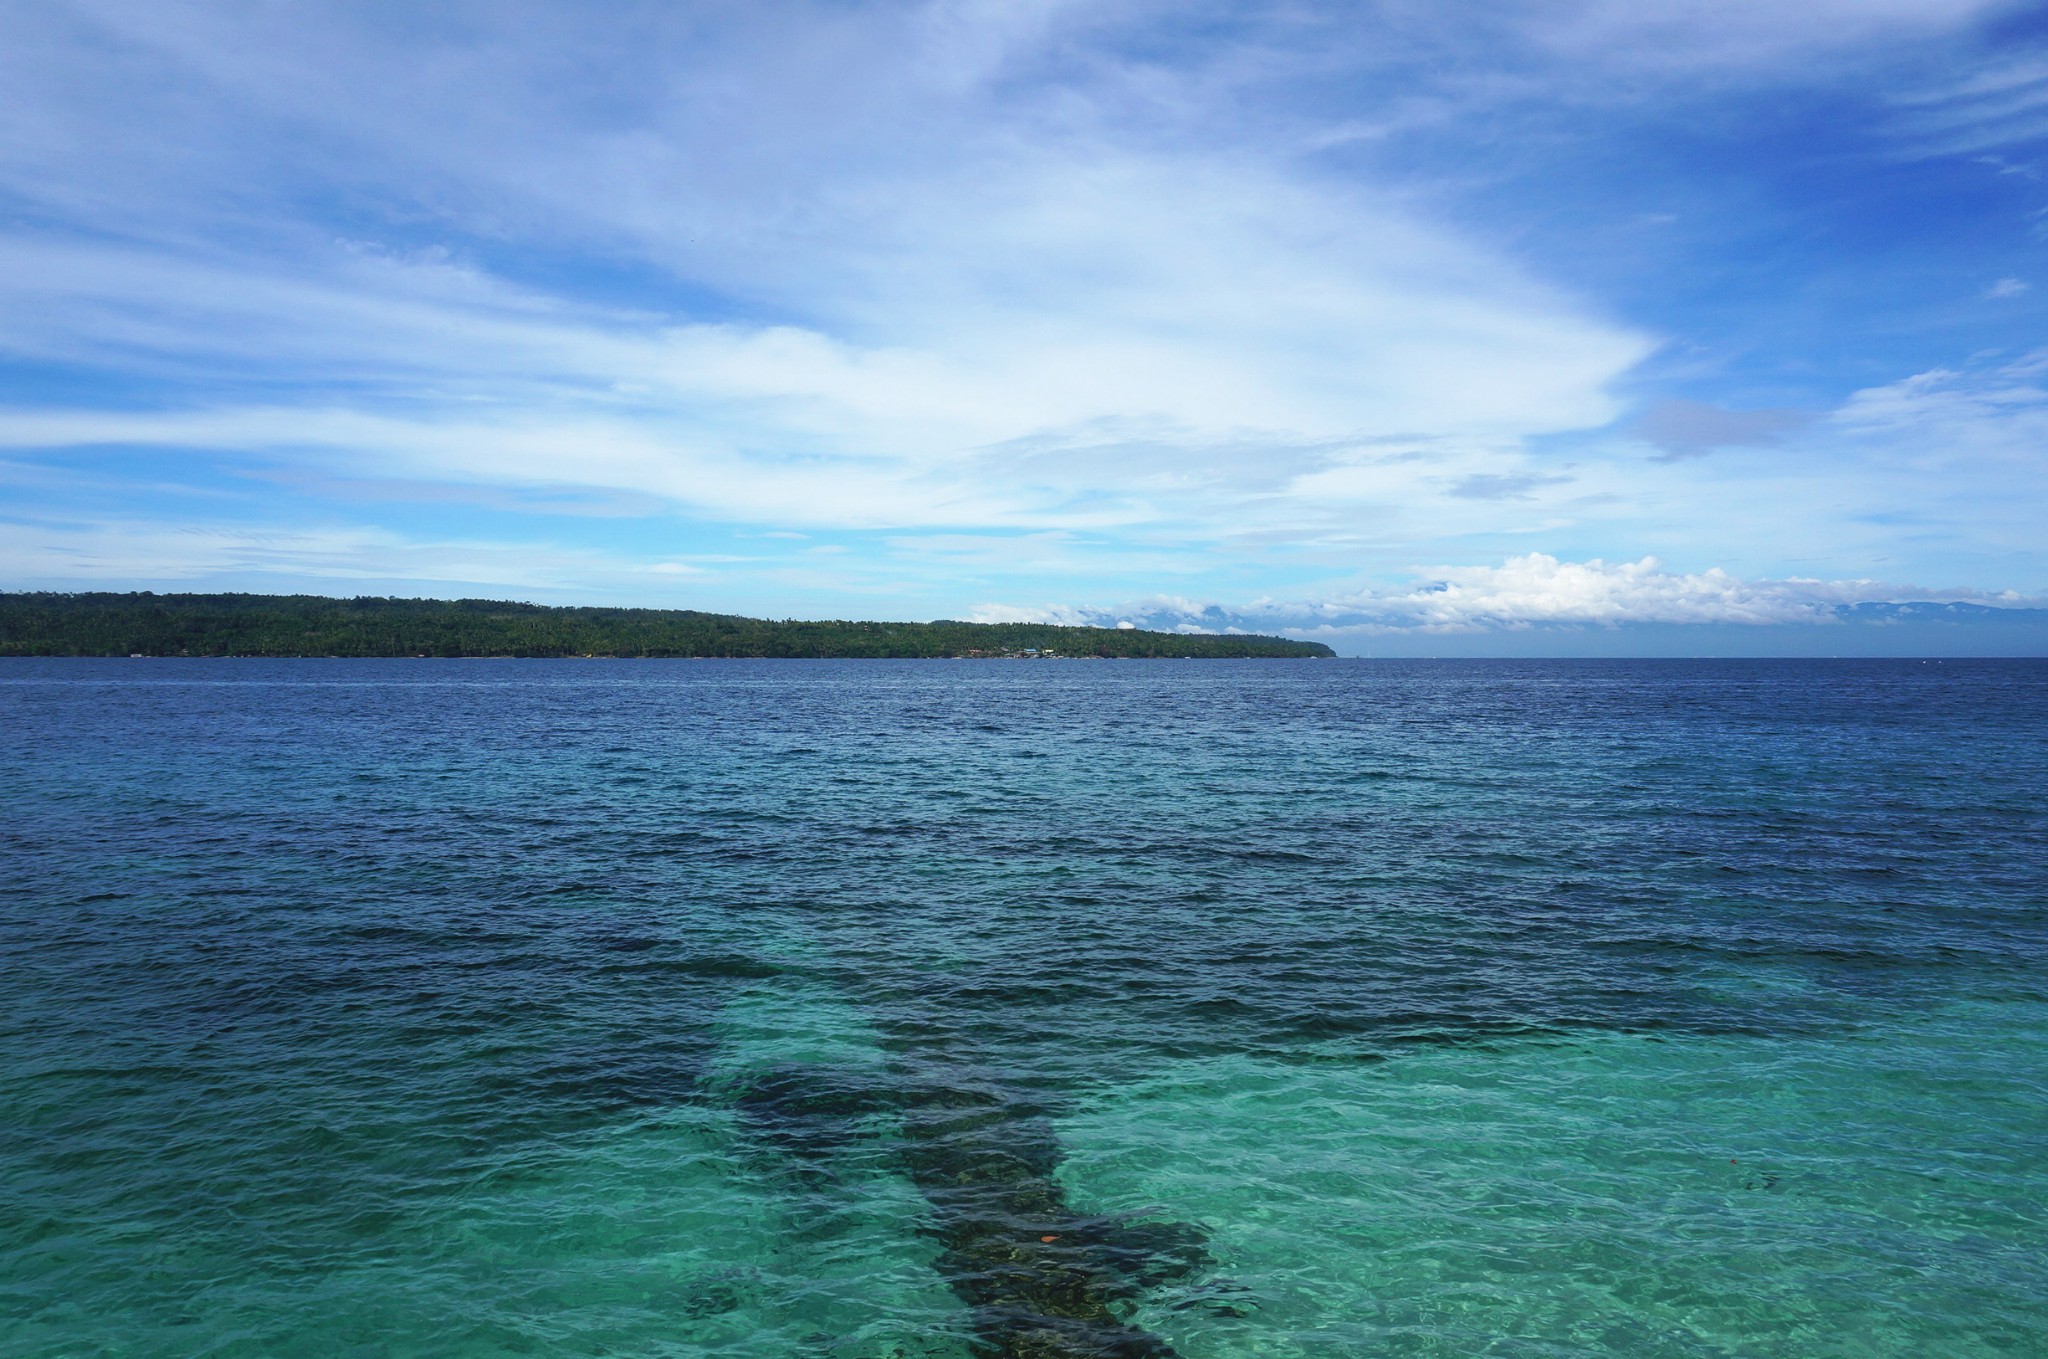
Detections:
0,516,711,594
0,160,1648,534
1891,50,2048,156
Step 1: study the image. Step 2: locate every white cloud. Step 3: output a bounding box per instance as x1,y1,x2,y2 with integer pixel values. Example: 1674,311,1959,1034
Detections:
1987,276,2030,298
0,1,1652,458
0,517,710,596
1892,50,2048,155
0,190,1646,535
974,553,2041,635
1828,352,2048,469
0,0,2041,613
0,124,1652,540
0,158,1646,461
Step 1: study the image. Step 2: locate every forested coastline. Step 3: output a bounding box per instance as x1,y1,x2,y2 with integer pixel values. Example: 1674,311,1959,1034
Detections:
0,593,1334,659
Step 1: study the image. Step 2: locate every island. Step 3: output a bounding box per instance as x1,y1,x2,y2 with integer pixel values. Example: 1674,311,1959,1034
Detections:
0,592,1335,659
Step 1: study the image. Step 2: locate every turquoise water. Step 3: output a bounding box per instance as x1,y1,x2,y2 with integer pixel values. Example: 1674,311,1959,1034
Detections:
3,659,2044,1356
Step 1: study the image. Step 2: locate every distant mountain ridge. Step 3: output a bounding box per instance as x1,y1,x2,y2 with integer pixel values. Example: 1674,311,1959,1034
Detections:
0,592,1335,659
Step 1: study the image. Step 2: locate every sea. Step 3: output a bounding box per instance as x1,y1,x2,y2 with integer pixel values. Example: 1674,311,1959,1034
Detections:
3,657,2045,1358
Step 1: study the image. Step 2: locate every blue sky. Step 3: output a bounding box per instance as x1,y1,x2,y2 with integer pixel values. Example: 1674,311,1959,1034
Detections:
2,0,2047,654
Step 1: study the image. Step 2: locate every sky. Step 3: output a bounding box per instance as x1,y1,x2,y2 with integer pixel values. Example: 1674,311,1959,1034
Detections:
2,0,2047,655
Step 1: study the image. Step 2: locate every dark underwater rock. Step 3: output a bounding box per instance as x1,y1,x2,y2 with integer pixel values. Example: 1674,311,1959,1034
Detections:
894,1093,1202,1357
732,1063,895,1162
721,1062,1204,1356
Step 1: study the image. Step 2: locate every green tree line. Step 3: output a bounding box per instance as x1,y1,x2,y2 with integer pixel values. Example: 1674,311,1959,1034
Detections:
0,593,1335,659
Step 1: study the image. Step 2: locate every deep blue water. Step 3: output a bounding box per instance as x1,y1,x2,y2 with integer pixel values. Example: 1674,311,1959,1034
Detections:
3,658,2045,1357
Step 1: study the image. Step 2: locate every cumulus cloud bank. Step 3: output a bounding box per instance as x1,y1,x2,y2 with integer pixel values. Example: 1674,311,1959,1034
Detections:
972,554,2041,636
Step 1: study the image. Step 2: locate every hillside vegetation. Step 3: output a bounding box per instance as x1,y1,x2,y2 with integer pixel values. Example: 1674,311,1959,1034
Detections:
0,593,1334,659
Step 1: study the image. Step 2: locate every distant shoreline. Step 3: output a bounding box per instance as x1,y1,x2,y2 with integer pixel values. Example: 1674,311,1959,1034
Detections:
0,591,1335,660
27,653,1307,661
